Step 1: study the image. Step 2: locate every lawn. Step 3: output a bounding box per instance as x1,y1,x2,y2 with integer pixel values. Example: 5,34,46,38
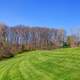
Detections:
0,48,80,80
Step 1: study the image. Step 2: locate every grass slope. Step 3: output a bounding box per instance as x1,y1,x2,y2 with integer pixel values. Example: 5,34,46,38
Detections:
0,48,80,80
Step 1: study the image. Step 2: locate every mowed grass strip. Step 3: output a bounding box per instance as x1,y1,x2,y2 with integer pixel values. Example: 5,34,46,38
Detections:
0,48,80,80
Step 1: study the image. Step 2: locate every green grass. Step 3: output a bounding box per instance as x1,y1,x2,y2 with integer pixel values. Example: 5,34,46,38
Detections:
0,48,80,80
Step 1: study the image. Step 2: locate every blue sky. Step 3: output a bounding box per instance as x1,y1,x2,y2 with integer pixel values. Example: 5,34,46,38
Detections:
0,0,80,32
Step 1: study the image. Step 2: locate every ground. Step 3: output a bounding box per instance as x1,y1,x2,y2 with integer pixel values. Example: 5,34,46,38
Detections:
0,48,80,80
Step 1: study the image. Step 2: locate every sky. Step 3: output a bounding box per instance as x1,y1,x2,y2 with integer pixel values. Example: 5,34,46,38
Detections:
0,0,80,33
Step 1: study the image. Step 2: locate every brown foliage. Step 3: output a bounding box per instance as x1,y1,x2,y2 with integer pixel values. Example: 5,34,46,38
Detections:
0,24,65,59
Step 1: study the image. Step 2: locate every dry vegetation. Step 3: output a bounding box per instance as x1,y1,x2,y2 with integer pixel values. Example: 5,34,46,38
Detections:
0,23,79,59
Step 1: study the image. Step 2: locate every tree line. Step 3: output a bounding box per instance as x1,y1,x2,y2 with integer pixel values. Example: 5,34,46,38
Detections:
0,23,79,59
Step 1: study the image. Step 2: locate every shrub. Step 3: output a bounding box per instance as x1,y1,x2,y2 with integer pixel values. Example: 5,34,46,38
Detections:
0,47,14,59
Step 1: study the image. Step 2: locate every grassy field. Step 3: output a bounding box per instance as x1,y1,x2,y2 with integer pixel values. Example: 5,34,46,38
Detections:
0,48,80,80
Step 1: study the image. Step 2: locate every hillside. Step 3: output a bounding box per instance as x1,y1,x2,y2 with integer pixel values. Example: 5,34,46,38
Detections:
0,48,80,80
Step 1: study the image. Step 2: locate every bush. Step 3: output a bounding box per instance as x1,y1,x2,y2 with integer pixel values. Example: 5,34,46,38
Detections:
63,42,69,48
3,49,14,58
0,42,14,59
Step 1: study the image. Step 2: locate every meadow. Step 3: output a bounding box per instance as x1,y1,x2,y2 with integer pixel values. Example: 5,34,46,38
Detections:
0,48,80,80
